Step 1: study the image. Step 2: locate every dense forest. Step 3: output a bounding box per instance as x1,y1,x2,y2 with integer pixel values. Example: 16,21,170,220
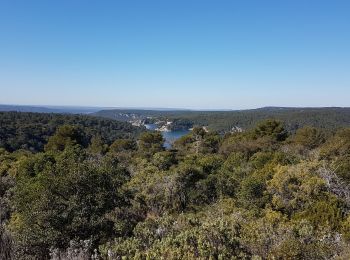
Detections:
1,111,350,259
95,107,350,133
0,112,143,152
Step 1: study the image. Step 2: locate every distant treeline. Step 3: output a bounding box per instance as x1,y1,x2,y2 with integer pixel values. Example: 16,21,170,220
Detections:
95,107,350,132
0,112,143,152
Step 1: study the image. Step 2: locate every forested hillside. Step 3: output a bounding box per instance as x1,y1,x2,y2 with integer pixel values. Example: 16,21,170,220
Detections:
0,112,143,152
2,114,350,259
95,107,350,132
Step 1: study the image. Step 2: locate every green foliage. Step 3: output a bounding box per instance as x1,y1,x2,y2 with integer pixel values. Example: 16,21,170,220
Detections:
332,154,350,183
321,128,350,158
0,111,142,152
9,147,130,258
238,171,270,209
138,131,164,155
152,151,177,170
174,129,222,154
219,132,262,158
2,113,350,259
241,210,344,259
44,125,87,151
320,128,350,183
101,200,250,259
88,135,108,155
252,119,288,142
109,138,136,153
293,197,343,230
291,126,325,149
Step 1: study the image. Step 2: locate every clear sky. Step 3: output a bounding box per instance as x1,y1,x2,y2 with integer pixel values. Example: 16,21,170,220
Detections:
0,0,349,109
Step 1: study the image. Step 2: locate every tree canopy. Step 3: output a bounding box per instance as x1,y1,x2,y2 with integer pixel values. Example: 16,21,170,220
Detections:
1,112,350,259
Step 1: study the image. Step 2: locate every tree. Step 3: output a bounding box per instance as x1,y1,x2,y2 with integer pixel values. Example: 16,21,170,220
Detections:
109,139,136,153
321,128,350,158
9,147,130,258
238,172,269,209
137,131,164,155
44,125,87,152
88,135,108,155
152,151,177,170
253,119,288,142
292,126,325,149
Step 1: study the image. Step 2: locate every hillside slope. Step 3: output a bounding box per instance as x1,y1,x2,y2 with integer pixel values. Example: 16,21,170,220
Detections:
94,107,350,132
0,112,144,152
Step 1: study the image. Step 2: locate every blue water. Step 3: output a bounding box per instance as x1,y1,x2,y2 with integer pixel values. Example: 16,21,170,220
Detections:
145,124,190,149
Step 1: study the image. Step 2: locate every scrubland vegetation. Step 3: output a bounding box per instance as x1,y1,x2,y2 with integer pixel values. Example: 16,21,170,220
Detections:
1,112,350,259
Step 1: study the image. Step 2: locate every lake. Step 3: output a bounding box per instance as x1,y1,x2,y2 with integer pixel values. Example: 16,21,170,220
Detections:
145,124,190,149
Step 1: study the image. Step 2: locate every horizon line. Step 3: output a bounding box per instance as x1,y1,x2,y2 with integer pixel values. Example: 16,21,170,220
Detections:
1,103,350,112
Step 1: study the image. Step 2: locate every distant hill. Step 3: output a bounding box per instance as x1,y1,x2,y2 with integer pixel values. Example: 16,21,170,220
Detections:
0,104,104,114
94,107,350,133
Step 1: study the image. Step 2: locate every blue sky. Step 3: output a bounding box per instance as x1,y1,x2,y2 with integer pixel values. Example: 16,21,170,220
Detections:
0,0,349,109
